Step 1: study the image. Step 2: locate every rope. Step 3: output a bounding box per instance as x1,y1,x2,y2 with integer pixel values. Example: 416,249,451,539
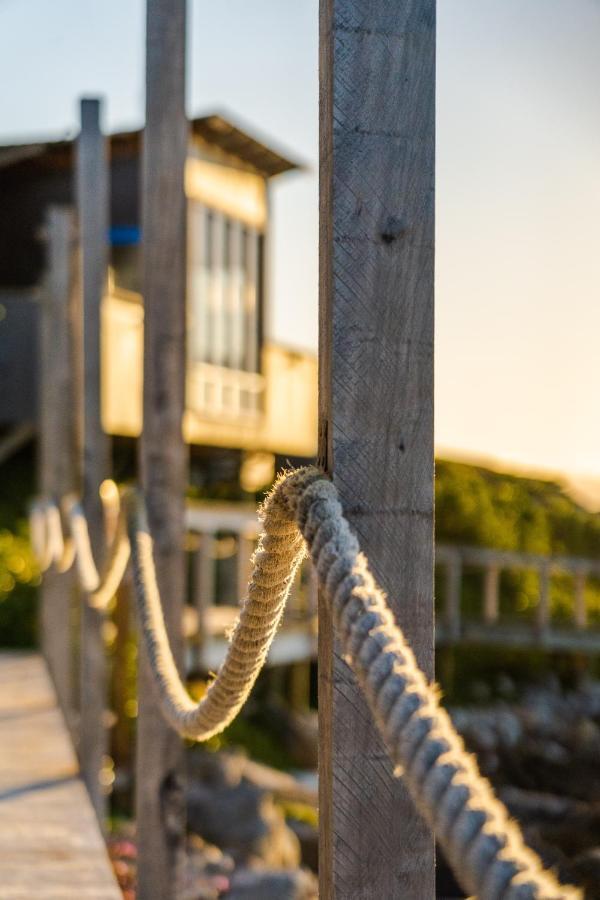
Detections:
29,499,75,573
63,497,101,593
29,486,131,610
88,506,130,611
124,471,311,740
126,467,579,899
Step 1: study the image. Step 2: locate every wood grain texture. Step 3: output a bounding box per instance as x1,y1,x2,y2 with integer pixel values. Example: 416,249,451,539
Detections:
137,2,188,898
318,2,436,896
0,652,121,899
39,206,79,725
76,97,111,825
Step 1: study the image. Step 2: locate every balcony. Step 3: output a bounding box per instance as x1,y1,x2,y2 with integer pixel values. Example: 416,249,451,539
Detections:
101,289,317,457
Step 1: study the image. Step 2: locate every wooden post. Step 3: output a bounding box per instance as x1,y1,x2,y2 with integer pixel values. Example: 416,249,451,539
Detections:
137,1,188,897
210,211,226,367
574,570,587,630
445,554,462,640
319,2,436,896
537,563,551,636
39,206,79,723
243,229,259,373
112,573,134,778
194,533,215,629
76,96,111,824
483,564,500,625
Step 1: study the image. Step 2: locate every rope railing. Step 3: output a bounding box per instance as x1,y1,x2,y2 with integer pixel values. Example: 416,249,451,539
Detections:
30,468,580,898
30,498,74,573
29,484,130,611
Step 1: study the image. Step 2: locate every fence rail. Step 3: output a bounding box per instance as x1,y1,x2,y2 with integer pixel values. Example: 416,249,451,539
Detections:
437,542,600,651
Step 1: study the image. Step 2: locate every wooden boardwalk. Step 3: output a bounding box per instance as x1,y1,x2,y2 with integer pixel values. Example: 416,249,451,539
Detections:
0,652,121,899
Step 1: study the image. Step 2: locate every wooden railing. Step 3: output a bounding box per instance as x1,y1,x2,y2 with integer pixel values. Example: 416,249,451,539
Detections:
180,523,600,661
187,362,265,422
436,544,600,652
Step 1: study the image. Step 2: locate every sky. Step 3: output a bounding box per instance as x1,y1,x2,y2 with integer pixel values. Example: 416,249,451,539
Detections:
1,0,600,485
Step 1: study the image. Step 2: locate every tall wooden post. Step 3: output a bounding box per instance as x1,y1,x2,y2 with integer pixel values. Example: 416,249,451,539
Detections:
537,563,551,636
39,206,79,723
137,1,188,897
445,553,462,640
484,564,500,625
76,97,111,823
319,2,436,896
574,570,587,630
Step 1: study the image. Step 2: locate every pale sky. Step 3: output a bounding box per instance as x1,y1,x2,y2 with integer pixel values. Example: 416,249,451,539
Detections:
1,0,599,482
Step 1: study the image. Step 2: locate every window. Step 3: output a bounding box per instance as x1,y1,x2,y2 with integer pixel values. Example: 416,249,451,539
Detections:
188,202,261,373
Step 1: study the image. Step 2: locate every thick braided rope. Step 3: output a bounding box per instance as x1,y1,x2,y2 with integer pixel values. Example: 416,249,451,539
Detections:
62,495,131,608
29,490,131,610
127,466,578,898
64,497,101,593
124,467,319,741
88,507,131,610
289,472,579,900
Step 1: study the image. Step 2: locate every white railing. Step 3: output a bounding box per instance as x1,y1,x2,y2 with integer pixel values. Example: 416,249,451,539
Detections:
187,362,265,422
436,543,600,651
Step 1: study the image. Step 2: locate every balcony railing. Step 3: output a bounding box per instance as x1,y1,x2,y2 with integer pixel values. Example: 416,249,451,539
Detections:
187,361,265,423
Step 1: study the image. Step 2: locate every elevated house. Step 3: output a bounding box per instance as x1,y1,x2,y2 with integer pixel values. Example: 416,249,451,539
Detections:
0,113,317,478
0,114,318,670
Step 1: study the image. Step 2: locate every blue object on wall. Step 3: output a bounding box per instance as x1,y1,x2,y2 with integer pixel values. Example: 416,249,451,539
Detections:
109,225,141,246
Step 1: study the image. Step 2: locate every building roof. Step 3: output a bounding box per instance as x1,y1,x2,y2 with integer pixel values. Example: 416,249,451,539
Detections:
0,113,301,179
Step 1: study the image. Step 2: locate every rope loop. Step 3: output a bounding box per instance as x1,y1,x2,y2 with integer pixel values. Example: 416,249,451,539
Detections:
29,482,131,610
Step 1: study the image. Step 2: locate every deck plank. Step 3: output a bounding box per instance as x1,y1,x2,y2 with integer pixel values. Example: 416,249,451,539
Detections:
0,652,121,899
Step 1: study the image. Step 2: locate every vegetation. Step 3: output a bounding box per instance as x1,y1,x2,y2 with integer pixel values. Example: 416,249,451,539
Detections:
436,459,600,626
0,448,38,646
436,459,600,557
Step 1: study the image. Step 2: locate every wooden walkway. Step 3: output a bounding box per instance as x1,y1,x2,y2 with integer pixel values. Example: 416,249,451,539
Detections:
0,652,121,899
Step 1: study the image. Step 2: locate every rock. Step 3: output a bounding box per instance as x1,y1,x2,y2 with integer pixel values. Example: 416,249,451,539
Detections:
448,677,600,895
225,867,317,899
187,751,302,867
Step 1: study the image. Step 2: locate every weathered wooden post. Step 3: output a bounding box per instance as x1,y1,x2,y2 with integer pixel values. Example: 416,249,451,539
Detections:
537,562,551,637
484,564,501,625
319,1,436,896
76,96,111,823
39,205,79,723
136,1,188,896
194,533,215,639
445,553,462,640
574,569,587,630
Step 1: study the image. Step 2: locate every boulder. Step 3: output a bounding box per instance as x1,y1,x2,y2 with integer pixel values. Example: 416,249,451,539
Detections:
187,751,301,868
225,867,317,899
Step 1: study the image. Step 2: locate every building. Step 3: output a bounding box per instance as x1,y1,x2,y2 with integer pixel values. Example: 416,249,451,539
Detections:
0,114,317,489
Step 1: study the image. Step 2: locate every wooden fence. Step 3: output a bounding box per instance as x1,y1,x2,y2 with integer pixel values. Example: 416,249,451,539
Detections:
437,544,600,652
33,1,600,896
35,1,437,897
